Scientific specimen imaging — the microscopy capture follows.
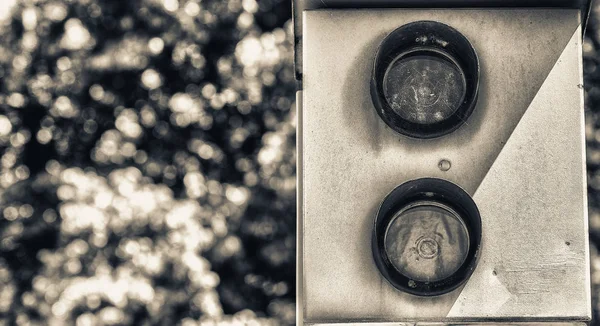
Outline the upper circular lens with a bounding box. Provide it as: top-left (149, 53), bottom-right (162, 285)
top-left (384, 201), bottom-right (470, 283)
top-left (370, 21), bottom-right (479, 139)
top-left (383, 50), bottom-right (466, 125)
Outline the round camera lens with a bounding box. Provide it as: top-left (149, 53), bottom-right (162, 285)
top-left (371, 21), bottom-right (479, 138)
top-left (383, 50), bottom-right (466, 125)
top-left (373, 178), bottom-right (481, 295)
top-left (384, 201), bottom-right (470, 282)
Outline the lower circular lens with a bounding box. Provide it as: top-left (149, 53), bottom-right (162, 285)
top-left (384, 201), bottom-right (469, 283)
top-left (383, 49), bottom-right (466, 125)
top-left (373, 178), bottom-right (481, 295)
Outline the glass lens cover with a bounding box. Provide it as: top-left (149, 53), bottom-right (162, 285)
top-left (383, 50), bottom-right (466, 125)
top-left (384, 201), bottom-right (470, 282)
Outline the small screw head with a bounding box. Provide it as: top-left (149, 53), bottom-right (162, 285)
top-left (438, 159), bottom-right (451, 171)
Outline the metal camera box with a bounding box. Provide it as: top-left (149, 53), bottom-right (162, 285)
top-left (296, 1), bottom-right (592, 325)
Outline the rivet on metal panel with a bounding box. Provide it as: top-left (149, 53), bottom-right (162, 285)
top-left (438, 159), bottom-right (452, 171)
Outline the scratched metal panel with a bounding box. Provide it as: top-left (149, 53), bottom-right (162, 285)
top-left (299, 9), bottom-right (588, 324)
top-left (448, 25), bottom-right (590, 318)
top-left (292, 1), bottom-right (593, 82)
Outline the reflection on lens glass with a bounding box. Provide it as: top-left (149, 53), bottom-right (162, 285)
top-left (383, 50), bottom-right (466, 125)
top-left (384, 201), bottom-right (469, 282)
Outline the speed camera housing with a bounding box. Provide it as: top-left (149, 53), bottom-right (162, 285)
top-left (296, 1), bottom-right (591, 325)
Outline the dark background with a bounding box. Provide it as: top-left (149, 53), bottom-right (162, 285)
top-left (0, 0), bottom-right (599, 325)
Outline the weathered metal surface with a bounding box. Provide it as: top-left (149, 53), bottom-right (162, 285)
top-left (298, 8), bottom-right (589, 324)
top-left (292, 0), bottom-right (594, 83)
top-left (448, 25), bottom-right (590, 318)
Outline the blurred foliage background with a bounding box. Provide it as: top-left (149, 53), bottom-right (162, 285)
top-left (1, 0), bottom-right (600, 325)
top-left (0, 0), bottom-right (295, 325)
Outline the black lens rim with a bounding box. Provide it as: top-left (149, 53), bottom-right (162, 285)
top-left (372, 178), bottom-right (482, 296)
top-left (371, 21), bottom-right (479, 139)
